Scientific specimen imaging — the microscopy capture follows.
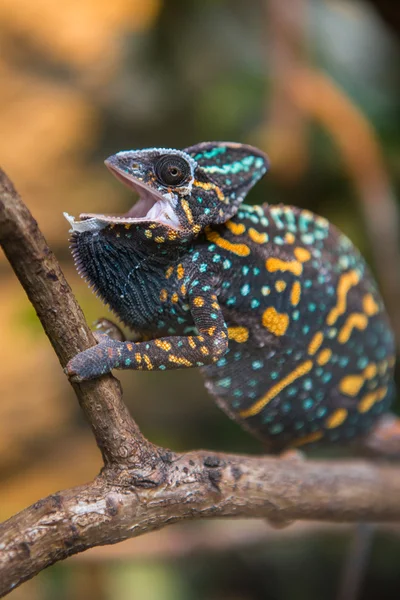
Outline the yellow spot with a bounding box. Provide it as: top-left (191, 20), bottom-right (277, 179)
top-left (275, 280), bottom-right (287, 293)
top-left (149, 223), bottom-right (157, 229)
top-left (126, 343), bottom-right (133, 352)
top-left (206, 229), bottom-right (251, 257)
top-left (240, 360), bottom-right (313, 418)
top-left (171, 293), bottom-right (179, 303)
top-left (317, 348), bottom-right (332, 366)
top-left (291, 431), bottom-right (323, 447)
top-left (228, 326), bottom-right (249, 343)
top-left (188, 337), bottom-right (196, 349)
top-left (265, 257), bottom-right (303, 276)
top-left (364, 363), bottom-right (377, 379)
top-left (144, 229), bottom-right (152, 238)
top-left (339, 375), bottom-right (364, 397)
top-left (262, 307), bottom-right (289, 336)
top-left (124, 223), bottom-right (131, 229)
top-left (135, 353), bottom-right (142, 364)
top-left (181, 284), bottom-right (187, 295)
top-left (155, 340), bottom-right (172, 352)
top-left (143, 354), bottom-right (153, 370)
top-left (168, 230), bottom-right (178, 240)
top-left (294, 247), bottom-right (311, 262)
top-left (208, 327), bottom-right (216, 336)
top-left (248, 228), bottom-right (268, 244)
top-left (308, 332), bottom-right (323, 356)
top-left (193, 297), bottom-right (205, 308)
top-left (290, 281), bottom-right (301, 306)
top-left (338, 313), bottom-right (368, 343)
top-left (211, 302), bottom-right (219, 310)
top-left (194, 180), bottom-right (225, 202)
top-left (193, 224), bottom-right (201, 234)
top-left (165, 266), bottom-right (174, 279)
top-left (181, 199), bottom-right (193, 224)
top-left (154, 236), bottom-right (165, 243)
top-left (363, 293), bottom-right (379, 316)
top-left (358, 387), bottom-right (387, 413)
top-left (200, 346), bottom-right (209, 356)
top-left (160, 289), bottom-right (168, 302)
top-left (169, 355), bottom-right (192, 367)
top-left (285, 232), bottom-right (295, 244)
top-left (176, 264), bottom-right (185, 279)
top-left (226, 220), bottom-right (246, 235)
top-left (327, 270), bottom-right (360, 325)
top-left (326, 408), bottom-right (348, 429)
top-left (198, 336), bottom-right (205, 342)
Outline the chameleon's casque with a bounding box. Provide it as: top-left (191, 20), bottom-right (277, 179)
top-left (65, 142), bottom-right (395, 452)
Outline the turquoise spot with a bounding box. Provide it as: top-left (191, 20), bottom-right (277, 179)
top-left (316, 406), bottom-right (327, 418)
top-left (269, 423), bottom-right (284, 435)
top-left (303, 399), bottom-right (314, 410)
top-left (250, 298), bottom-right (260, 309)
top-left (242, 266), bottom-right (250, 275)
top-left (357, 357), bottom-right (369, 369)
top-left (292, 310), bottom-right (300, 320)
top-left (222, 281), bottom-right (231, 289)
top-left (248, 379), bottom-right (257, 387)
top-left (294, 421), bottom-right (305, 430)
top-left (274, 236), bottom-right (284, 245)
top-left (202, 285), bottom-right (211, 291)
top-left (212, 254), bottom-right (221, 262)
top-left (253, 267), bottom-right (260, 275)
top-left (217, 357), bottom-right (227, 367)
top-left (338, 356), bottom-right (349, 368)
top-left (226, 297), bottom-right (236, 306)
top-left (192, 251), bottom-right (200, 261)
top-left (234, 389), bottom-right (243, 398)
top-left (308, 303), bottom-right (316, 312)
top-left (271, 371), bottom-right (278, 380)
top-left (287, 386), bottom-right (298, 397)
top-left (210, 313), bottom-right (218, 320)
top-left (282, 402), bottom-right (291, 413)
top-left (304, 280), bottom-right (313, 288)
top-left (200, 263), bottom-right (208, 273)
top-left (303, 379), bottom-right (313, 391)
top-left (204, 208), bottom-right (211, 215)
top-left (252, 360), bottom-right (263, 370)
top-left (218, 377), bottom-right (232, 388)
top-left (322, 372), bottom-right (332, 383)
top-left (223, 259), bottom-right (232, 269)
top-left (302, 325), bottom-right (310, 334)
top-left (125, 358), bottom-right (131, 366)
top-left (241, 284), bottom-right (250, 296)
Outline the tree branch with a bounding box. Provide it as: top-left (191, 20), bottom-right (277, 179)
top-left (1, 168), bottom-right (400, 597)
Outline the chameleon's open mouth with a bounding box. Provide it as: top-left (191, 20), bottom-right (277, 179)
top-left (64, 160), bottom-right (181, 234)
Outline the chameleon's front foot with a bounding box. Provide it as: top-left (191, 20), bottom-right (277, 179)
top-left (65, 336), bottom-right (125, 382)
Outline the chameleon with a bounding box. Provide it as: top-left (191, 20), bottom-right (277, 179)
top-left (64, 141), bottom-right (396, 453)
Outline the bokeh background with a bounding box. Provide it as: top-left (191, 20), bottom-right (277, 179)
top-left (1, 0), bottom-right (400, 598)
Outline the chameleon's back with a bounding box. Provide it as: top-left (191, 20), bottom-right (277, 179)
top-left (202, 203), bottom-right (395, 452)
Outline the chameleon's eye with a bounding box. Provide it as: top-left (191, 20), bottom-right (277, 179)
top-left (155, 155), bottom-right (190, 186)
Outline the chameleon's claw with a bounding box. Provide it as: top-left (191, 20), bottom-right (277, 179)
top-left (65, 337), bottom-right (124, 382)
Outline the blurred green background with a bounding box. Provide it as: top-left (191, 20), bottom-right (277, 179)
top-left (1, 0), bottom-right (400, 598)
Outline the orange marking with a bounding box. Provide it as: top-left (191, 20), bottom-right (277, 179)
top-left (240, 360), bottom-right (313, 418)
top-left (327, 270), bottom-right (360, 325)
top-left (135, 353), bottom-right (142, 364)
top-left (363, 293), bottom-right (379, 316)
top-left (285, 232), bottom-right (295, 244)
top-left (193, 297), bottom-right (204, 308)
top-left (181, 284), bottom-right (187, 295)
top-left (206, 229), bottom-right (250, 257)
top-left (200, 346), bottom-right (209, 356)
top-left (290, 281), bottom-right (301, 306)
top-left (208, 327), bottom-right (216, 336)
top-left (326, 408), bottom-right (348, 429)
top-left (358, 387), bottom-right (387, 413)
top-left (294, 247), bottom-right (311, 262)
top-left (167, 230), bottom-right (178, 240)
top-left (124, 223), bottom-right (131, 229)
top-left (171, 293), bottom-right (179, 303)
top-left (181, 199), bottom-right (193, 224)
top-left (339, 375), bottom-right (364, 397)
top-left (262, 307), bottom-right (289, 336)
top-left (228, 326), bottom-right (249, 343)
top-left (193, 224), bottom-right (201, 234)
top-left (154, 236), bottom-right (165, 243)
top-left (143, 354), bottom-right (153, 369)
top-left (160, 289), bottom-right (168, 302)
top-left (126, 343), bottom-right (134, 351)
top-left (188, 337), bottom-right (196, 349)
top-left (169, 354), bottom-right (192, 367)
top-left (194, 180), bottom-right (225, 202)
top-left (155, 340), bottom-right (172, 352)
top-left (275, 280), bottom-right (286, 293)
top-left (364, 363), bottom-right (377, 379)
top-left (144, 229), bottom-right (152, 239)
top-left (308, 332), bottom-right (323, 356)
top-left (265, 257), bottom-right (303, 276)
top-left (177, 264), bottom-right (185, 280)
top-left (165, 266), bottom-right (174, 279)
top-left (317, 348), bottom-right (332, 366)
top-left (211, 302), bottom-right (219, 310)
top-left (338, 313), bottom-right (368, 343)
top-left (291, 431), bottom-right (323, 448)
top-left (248, 228), bottom-right (268, 244)
top-left (226, 220), bottom-right (246, 235)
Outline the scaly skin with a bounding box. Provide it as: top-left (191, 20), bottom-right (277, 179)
top-left (65, 142), bottom-right (395, 452)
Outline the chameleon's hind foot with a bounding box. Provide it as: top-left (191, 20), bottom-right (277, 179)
top-left (94, 318), bottom-right (126, 341)
top-left (361, 413), bottom-right (400, 457)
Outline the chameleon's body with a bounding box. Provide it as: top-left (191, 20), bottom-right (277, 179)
top-left (66, 142), bottom-right (395, 452)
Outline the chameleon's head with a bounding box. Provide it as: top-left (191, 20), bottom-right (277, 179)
top-left (65, 142), bottom-right (268, 241)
